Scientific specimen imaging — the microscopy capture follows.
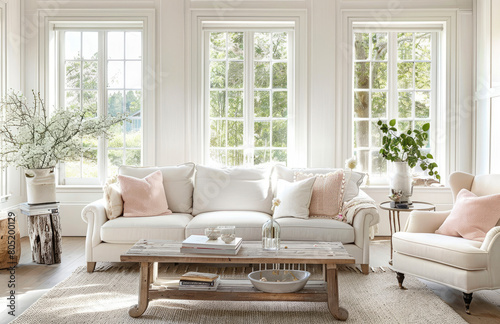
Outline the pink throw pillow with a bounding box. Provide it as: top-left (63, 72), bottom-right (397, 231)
top-left (118, 170), bottom-right (172, 217)
top-left (435, 189), bottom-right (500, 241)
top-left (295, 170), bottom-right (345, 219)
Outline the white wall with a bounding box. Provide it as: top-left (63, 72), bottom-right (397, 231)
top-left (7, 0), bottom-right (476, 237)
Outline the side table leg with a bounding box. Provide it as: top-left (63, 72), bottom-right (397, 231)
top-left (326, 264), bottom-right (349, 321)
top-left (129, 262), bottom-right (151, 317)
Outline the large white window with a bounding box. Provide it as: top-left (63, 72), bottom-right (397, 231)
top-left (55, 27), bottom-right (143, 184)
top-left (204, 27), bottom-right (292, 166)
top-left (352, 30), bottom-right (438, 183)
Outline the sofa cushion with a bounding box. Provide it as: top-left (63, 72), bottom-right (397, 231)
top-left (273, 165), bottom-right (364, 202)
top-left (192, 165), bottom-right (273, 215)
top-left (276, 218), bottom-right (354, 243)
top-left (186, 211), bottom-right (271, 240)
top-left (101, 213), bottom-right (192, 244)
top-left (393, 232), bottom-right (487, 270)
top-left (274, 178), bottom-right (315, 219)
top-left (119, 163), bottom-right (195, 214)
top-left (103, 182), bottom-right (123, 220)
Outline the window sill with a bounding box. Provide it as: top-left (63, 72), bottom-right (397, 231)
top-left (56, 185), bottom-right (103, 194)
top-left (361, 185), bottom-right (450, 191)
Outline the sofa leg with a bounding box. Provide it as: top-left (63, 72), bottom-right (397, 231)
top-left (396, 272), bottom-right (406, 290)
top-left (360, 264), bottom-right (369, 275)
top-left (463, 292), bottom-right (473, 314)
top-left (87, 262), bottom-right (96, 273)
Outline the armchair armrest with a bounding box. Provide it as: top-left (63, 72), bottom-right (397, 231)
top-left (81, 199), bottom-right (108, 260)
top-left (480, 226), bottom-right (500, 251)
top-left (403, 210), bottom-right (451, 233)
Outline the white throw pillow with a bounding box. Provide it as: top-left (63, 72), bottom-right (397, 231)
top-left (273, 177), bottom-right (316, 219)
top-left (193, 165), bottom-right (273, 215)
top-left (103, 182), bottom-right (123, 220)
top-left (119, 163), bottom-right (195, 213)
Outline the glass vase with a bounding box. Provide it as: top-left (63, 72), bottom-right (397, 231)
top-left (262, 218), bottom-right (281, 251)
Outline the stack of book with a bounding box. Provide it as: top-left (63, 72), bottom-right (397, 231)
top-left (20, 203), bottom-right (59, 216)
top-left (179, 271), bottom-right (220, 291)
top-left (180, 235), bottom-right (243, 255)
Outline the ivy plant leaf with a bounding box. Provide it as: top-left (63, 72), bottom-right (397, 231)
top-left (389, 119), bottom-right (396, 127)
top-left (426, 153), bottom-right (433, 159)
top-left (422, 123), bottom-right (430, 132)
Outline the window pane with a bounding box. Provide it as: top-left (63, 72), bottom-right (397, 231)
top-left (83, 61), bottom-right (98, 89)
top-left (65, 32), bottom-right (81, 60)
top-left (108, 32), bottom-right (124, 59)
top-left (415, 120), bottom-right (431, 148)
top-left (125, 61), bottom-right (142, 89)
top-left (272, 32), bottom-right (287, 60)
top-left (210, 149), bottom-right (226, 165)
top-left (371, 62), bottom-right (387, 89)
top-left (83, 91), bottom-right (97, 117)
top-left (354, 91), bottom-right (369, 118)
top-left (65, 61), bottom-right (81, 88)
top-left (254, 121), bottom-right (270, 147)
top-left (397, 62), bottom-right (414, 89)
top-left (65, 90), bottom-right (80, 110)
top-left (125, 149), bottom-right (141, 166)
top-left (415, 92), bottom-right (430, 118)
top-left (108, 122), bottom-right (124, 148)
top-left (254, 91), bottom-right (270, 117)
top-left (371, 120), bottom-right (385, 147)
top-left (125, 32), bottom-right (142, 59)
top-left (354, 33), bottom-right (369, 60)
top-left (398, 92), bottom-right (413, 118)
top-left (227, 61), bottom-right (244, 89)
top-left (228, 91), bottom-right (243, 117)
top-left (107, 149), bottom-right (124, 176)
top-left (398, 120), bottom-right (412, 134)
top-left (371, 150), bottom-right (387, 175)
top-left (254, 149), bottom-right (270, 165)
top-left (108, 90), bottom-right (124, 116)
top-left (272, 120), bottom-right (287, 147)
top-left (210, 62), bottom-right (226, 88)
top-left (108, 61), bottom-right (124, 88)
top-left (398, 32), bottom-right (413, 60)
top-left (371, 92), bottom-right (386, 118)
top-left (355, 150), bottom-right (369, 173)
top-left (272, 149), bottom-right (287, 163)
top-left (82, 32), bottom-right (98, 59)
top-left (227, 120), bottom-right (243, 147)
top-left (65, 161), bottom-right (81, 179)
top-left (272, 63), bottom-right (287, 88)
top-left (254, 62), bottom-right (270, 88)
top-left (126, 90), bottom-right (142, 115)
top-left (82, 153), bottom-right (98, 178)
top-left (210, 32), bottom-right (226, 59)
top-left (228, 32), bottom-right (243, 60)
top-left (371, 33), bottom-right (388, 60)
top-left (415, 32), bottom-right (431, 61)
top-left (272, 91), bottom-right (287, 117)
top-left (254, 32), bottom-right (270, 60)
top-left (210, 120), bottom-right (226, 147)
top-left (227, 149), bottom-right (244, 166)
top-left (125, 120), bottom-right (141, 147)
top-left (210, 91), bottom-right (225, 117)
top-left (354, 121), bottom-right (369, 148)
top-left (415, 62), bottom-right (431, 89)
top-left (354, 62), bottom-right (369, 89)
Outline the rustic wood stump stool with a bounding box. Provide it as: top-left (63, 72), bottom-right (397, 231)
top-left (0, 212), bottom-right (21, 269)
top-left (22, 204), bottom-right (62, 265)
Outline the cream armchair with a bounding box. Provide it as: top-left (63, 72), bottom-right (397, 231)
top-left (392, 172), bottom-right (500, 314)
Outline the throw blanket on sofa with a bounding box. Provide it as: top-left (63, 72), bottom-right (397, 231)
top-left (341, 196), bottom-right (379, 239)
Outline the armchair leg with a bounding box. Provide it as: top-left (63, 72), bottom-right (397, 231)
top-left (463, 292), bottom-right (473, 315)
top-left (87, 262), bottom-right (96, 273)
top-left (396, 272), bottom-right (407, 290)
top-left (360, 264), bottom-right (369, 275)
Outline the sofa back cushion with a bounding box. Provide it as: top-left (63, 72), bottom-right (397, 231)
top-left (272, 165), bottom-right (364, 202)
top-left (193, 165), bottom-right (273, 215)
top-left (118, 163), bottom-right (195, 213)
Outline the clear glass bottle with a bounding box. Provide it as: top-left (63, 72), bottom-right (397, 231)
top-left (262, 218), bottom-right (281, 251)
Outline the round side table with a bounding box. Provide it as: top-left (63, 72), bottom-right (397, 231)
top-left (379, 201), bottom-right (435, 264)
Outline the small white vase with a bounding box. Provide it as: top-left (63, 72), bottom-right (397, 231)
top-left (389, 162), bottom-right (413, 204)
top-left (25, 168), bottom-right (57, 205)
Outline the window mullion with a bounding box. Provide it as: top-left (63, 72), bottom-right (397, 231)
top-left (388, 32), bottom-right (398, 120)
top-left (99, 31), bottom-right (107, 182)
top-left (244, 32), bottom-right (254, 165)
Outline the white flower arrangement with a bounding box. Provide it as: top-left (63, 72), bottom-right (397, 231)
top-left (345, 157), bottom-right (357, 170)
top-left (271, 198), bottom-right (281, 213)
top-left (0, 90), bottom-right (126, 169)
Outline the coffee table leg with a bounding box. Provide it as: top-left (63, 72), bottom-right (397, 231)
top-left (129, 262), bottom-right (151, 317)
top-left (326, 264), bottom-right (348, 321)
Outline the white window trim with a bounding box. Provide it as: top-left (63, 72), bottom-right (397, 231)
top-left (187, 9), bottom-right (307, 167)
top-left (337, 9), bottom-right (463, 186)
top-left (39, 9), bottom-right (155, 185)
top-left (0, 3), bottom-right (7, 202)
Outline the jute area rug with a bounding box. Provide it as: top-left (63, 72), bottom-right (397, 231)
top-left (12, 263), bottom-right (466, 324)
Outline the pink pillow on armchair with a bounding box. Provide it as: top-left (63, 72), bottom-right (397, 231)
top-left (118, 170), bottom-right (172, 217)
top-left (435, 189), bottom-right (500, 241)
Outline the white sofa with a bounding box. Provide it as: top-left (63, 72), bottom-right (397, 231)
top-left (82, 163), bottom-right (380, 274)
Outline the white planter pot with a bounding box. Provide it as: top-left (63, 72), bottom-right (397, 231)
top-left (389, 162), bottom-right (413, 204)
top-left (25, 168), bottom-right (57, 205)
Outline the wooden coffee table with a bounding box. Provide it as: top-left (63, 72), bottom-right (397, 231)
top-left (120, 239), bottom-right (355, 321)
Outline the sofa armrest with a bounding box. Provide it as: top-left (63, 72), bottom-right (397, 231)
top-left (81, 199), bottom-right (108, 260)
top-left (480, 226), bottom-right (500, 251)
top-left (403, 210), bottom-right (451, 233)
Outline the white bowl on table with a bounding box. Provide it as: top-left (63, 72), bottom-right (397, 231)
top-left (248, 270), bottom-right (311, 293)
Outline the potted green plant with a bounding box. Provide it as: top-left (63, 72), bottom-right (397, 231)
top-left (0, 90), bottom-right (126, 204)
top-left (377, 119), bottom-right (440, 204)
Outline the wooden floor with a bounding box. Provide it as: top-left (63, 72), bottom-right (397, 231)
top-left (1, 237), bottom-right (499, 324)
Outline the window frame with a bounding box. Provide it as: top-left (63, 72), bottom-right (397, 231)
top-left (41, 10), bottom-right (156, 186)
top-left (351, 29), bottom-right (440, 184)
top-left (202, 27), bottom-right (294, 166)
